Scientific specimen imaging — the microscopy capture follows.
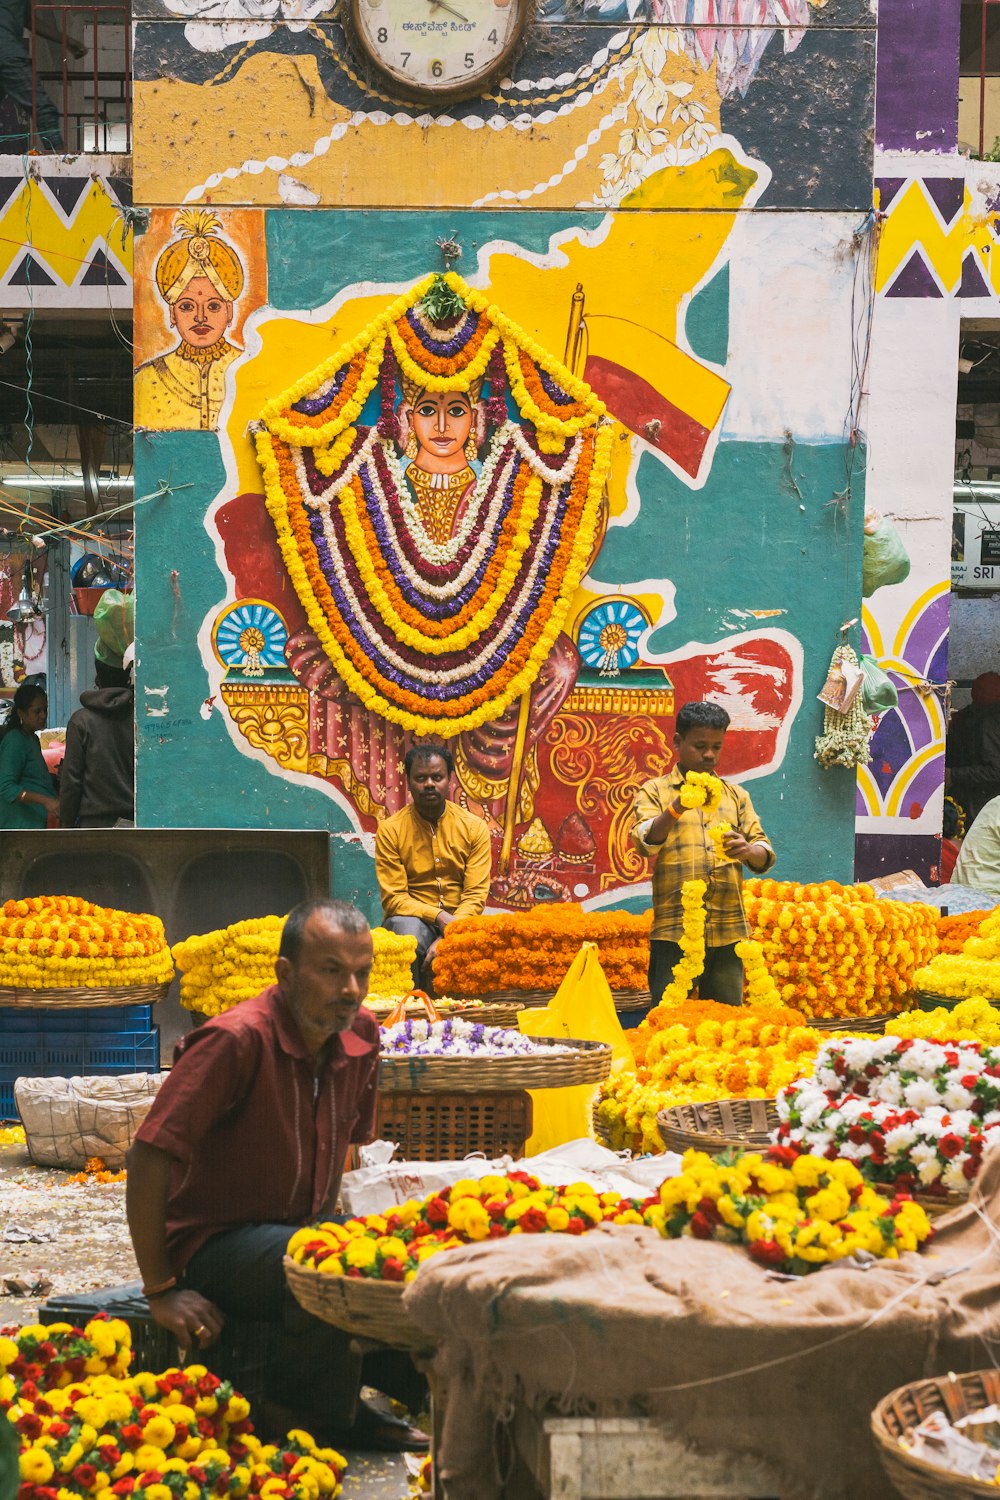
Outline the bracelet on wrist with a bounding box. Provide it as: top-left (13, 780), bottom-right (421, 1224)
top-left (667, 803), bottom-right (682, 821)
top-left (142, 1276), bottom-right (178, 1300)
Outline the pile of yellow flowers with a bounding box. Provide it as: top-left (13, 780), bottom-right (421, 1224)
top-left (173, 918), bottom-right (416, 1016)
top-left (886, 994), bottom-right (1000, 1045)
top-left (0, 897), bottom-right (173, 991)
top-left (913, 908), bottom-right (1000, 1001)
top-left (743, 879), bottom-right (938, 1019)
top-left (595, 998), bottom-right (821, 1153)
top-left (653, 1148), bottom-right (932, 1269)
top-left (1, 1318), bottom-right (346, 1500)
top-left (656, 879), bottom-right (707, 1007)
top-left (287, 1154), bottom-right (932, 1279)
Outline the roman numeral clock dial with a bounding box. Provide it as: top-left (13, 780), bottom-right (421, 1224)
top-left (350, 0), bottom-right (531, 103)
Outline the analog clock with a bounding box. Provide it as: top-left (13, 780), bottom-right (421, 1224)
top-left (349, 0), bottom-right (531, 102)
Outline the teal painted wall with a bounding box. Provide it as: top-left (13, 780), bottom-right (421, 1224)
top-left (135, 205), bottom-right (864, 902)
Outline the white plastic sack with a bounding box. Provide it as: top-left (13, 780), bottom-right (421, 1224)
top-left (15, 1073), bottom-right (168, 1169)
top-left (340, 1137), bottom-right (681, 1216)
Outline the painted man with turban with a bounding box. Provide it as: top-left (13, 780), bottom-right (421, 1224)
top-left (135, 209), bottom-right (245, 431)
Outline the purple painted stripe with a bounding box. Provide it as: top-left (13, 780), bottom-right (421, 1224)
top-left (876, 0), bottom-right (958, 153)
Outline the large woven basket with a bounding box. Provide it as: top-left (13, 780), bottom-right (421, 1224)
top-left (872, 1369), bottom-right (1000, 1500)
top-left (806, 1012), bottom-right (894, 1033)
top-left (450, 1002), bottom-right (524, 1028)
top-left (378, 1036), bottom-right (611, 1093)
top-left (0, 981), bottom-right (171, 1010)
top-left (915, 991), bottom-right (1000, 1013)
top-left (477, 988), bottom-right (557, 1008)
top-left (283, 1257), bottom-right (430, 1351)
top-left (911, 1188), bottom-right (968, 1220)
top-left (612, 988), bottom-right (651, 1013)
top-left (658, 1097), bottom-right (778, 1156)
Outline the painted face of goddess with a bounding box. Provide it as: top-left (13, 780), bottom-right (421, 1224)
top-left (408, 390), bottom-right (475, 473)
top-left (170, 275), bottom-right (233, 348)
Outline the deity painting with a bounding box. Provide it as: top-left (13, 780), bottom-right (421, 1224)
top-left (135, 209), bottom-right (253, 432)
top-left (249, 272), bottom-right (614, 863)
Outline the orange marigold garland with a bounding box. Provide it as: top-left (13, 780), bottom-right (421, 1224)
top-left (0, 897), bottom-right (173, 990)
top-left (253, 271), bottom-right (613, 738)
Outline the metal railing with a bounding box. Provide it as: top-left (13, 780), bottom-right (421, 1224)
top-left (26, 3), bottom-right (131, 154)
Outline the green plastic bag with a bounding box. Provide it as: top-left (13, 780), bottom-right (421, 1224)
top-left (93, 590), bottom-right (135, 669)
top-left (860, 655), bottom-right (898, 714)
top-left (862, 518), bottom-right (910, 597)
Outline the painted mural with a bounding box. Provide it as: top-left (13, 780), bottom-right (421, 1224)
top-left (126, 172), bottom-right (871, 905)
top-left (131, 0), bottom-right (873, 209)
top-left (876, 169), bottom-right (1000, 301)
top-left (0, 162), bottom-right (132, 310)
top-left (135, 208), bottom-right (266, 430)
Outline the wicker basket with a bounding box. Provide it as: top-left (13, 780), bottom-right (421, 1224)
top-left (477, 988), bottom-right (557, 1008)
top-left (376, 1090), bottom-right (533, 1161)
top-left (378, 1036), bottom-right (612, 1093)
top-left (911, 1189), bottom-right (968, 1220)
top-left (872, 1369), bottom-right (1000, 1500)
top-left (806, 1012), bottom-right (893, 1033)
top-left (657, 1097), bottom-right (778, 1156)
top-left (284, 1256), bottom-right (430, 1351)
top-left (915, 991), bottom-right (1000, 1013)
top-left (449, 1002), bottom-right (525, 1028)
top-left (0, 981), bottom-right (171, 1010)
top-left (612, 988), bottom-right (651, 1013)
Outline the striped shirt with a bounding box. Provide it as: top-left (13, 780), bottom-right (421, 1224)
top-left (632, 768), bottom-right (775, 944)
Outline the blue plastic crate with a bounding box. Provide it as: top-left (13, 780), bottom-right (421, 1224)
top-left (0, 1004), bottom-right (153, 1033)
top-left (0, 1029), bottom-right (159, 1074)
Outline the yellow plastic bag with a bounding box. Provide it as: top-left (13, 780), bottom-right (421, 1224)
top-left (518, 941), bottom-right (635, 1154)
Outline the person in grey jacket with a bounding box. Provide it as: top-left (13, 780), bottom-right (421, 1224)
top-left (59, 657), bottom-right (134, 827)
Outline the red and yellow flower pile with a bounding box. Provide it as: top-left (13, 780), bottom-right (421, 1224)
top-left (595, 999), bottom-right (821, 1153)
top-left (431, 905), bottom-right (651, 994)
top-left (0, 899), bottom-right (173, 991)
top-left (1, 1318), bottom-right (346, 1500)
top-left (742, 880), bottom-right (938, 1019)
top-left (913, 908), bottom-right (1000, 1001)
top-left (287, 1154), bottom-right (932, 1279)
top-left (173, 919), bottom-right (415, 1017)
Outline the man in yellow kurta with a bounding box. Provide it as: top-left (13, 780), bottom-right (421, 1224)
top-left (135, 209), bottom-right (244, 432)
top-left (632, 700), bottom-right (775, 1006)
top-left (375, 744), bottom-right (493, 988)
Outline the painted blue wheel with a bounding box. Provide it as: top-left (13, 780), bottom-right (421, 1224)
top-left (577, 599), bottom-right (646, 674)
top-left (212, 600), bottom-right (288, 669)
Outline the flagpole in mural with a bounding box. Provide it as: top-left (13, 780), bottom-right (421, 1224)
top-left (499, 282), bottom-right (588, 876)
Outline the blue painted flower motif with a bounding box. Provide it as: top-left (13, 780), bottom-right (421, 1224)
top-left (213, 600), bottom-right (288, 674)
top-left (577, 600), bottom-right (646, 676)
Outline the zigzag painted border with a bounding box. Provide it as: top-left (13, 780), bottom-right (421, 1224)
top-left (876, 174), bottom-right (1000, 300)
top-left (0, 169), bottom-right (132, 308)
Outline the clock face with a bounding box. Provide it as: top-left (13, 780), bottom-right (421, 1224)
top-left (350, 0), bottom-right (527, 101)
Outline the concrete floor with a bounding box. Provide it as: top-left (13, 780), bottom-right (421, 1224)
top-left (0, 1143), bottom-right (415, 1498)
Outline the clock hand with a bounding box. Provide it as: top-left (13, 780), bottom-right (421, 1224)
top-left (428, 0), bottom-right (471, 19)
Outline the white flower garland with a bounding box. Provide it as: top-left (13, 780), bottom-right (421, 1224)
top-left (316, 475), bottom-right (564, 686)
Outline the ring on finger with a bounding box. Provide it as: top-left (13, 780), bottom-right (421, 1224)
top-left (194, 1324), bottom-right (207, 1338)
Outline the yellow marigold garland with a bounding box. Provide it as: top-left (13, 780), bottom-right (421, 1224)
top-left (913, 907), bottom-right (1000, 999)
top-left (677, 772), bottom-right (723, 811)
top-left (885, 994), bottom-right (1000, 1045)
top-left (172, 918), bottom-right (415, 1017)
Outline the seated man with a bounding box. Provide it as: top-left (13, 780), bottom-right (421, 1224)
top-left (126, 898), bottom-right (426, 1450)
top-left (375, 744), bottom-right (492, 988)
top-left (953, 794), bottom-right (1000, 899)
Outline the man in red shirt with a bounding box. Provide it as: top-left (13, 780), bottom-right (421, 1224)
top-left (126, 898), bottom-right (426, 1450)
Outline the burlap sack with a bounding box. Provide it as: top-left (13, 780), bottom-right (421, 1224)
top-left (15, 1073), bottom-right (167, 1169)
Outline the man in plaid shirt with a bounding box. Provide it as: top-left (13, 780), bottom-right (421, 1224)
top-left (632, 700), bottom-right (775, 1006)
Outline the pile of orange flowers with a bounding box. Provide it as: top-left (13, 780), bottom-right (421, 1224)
top-left (0, 897), bottom-right (174, 991)
top-left (65, 1155), bottom-right (127, 1185)
top-left (433, 905), bottom-right (651, 993)
top-left (936, 909), bottom-right (994, 954)
top-left (742, 880), bottom-right (938, 1019)
top-left (596, 998), bottom-right (821, 1152)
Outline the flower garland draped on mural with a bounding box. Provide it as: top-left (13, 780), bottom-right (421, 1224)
top-left (253, 271), bottom-right (614, 738)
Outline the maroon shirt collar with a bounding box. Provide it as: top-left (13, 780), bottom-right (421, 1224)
top-left (267, 985), bottom-right (378, 1062)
